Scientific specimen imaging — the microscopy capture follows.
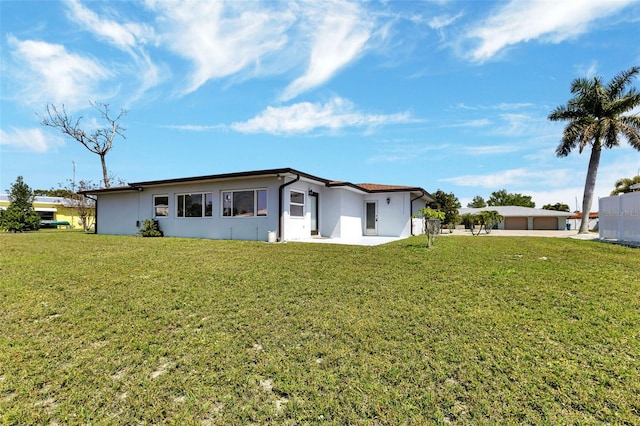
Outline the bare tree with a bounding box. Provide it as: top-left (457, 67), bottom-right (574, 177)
top-left (39, 102), bottom-right (127, 188)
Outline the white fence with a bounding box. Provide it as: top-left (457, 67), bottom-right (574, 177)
top-left (599, 191), bottom-right (640, 243)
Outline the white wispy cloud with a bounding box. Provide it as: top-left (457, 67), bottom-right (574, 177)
top-left (575, 61), bottom-right (599, 79)
top-left (65, 0), bottom-right (161, 102)
top-left (280, 1), bottom-right (373, 101)
top-left (6, 35), bottom-right (111, 107)
top-left (440, 167), bottom-right (572, 188)
top-left (0, 128), bottom-right (64, 153)
top-left (428, 12), bottom-right (463, 31)
top-left (462, 145), bottom-right (522, 155)
top-left (231, 97), bottom-right (414, 135)
top-left (65, 0), bottom-right (156, 50)
top-left (367, 142), bottom-right (449, 163)
top-left (160, 124), bottom-right (226, 132)
top-left (463, 0), bottom-right (634, 62)
top-left (444, 118), bottom-right (491, 128)
top-left (148, 0), bottom-right (294, 95)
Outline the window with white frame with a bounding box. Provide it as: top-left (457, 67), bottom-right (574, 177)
top-left (153, 195), bottom-right (169, 217)
top-left (222, 189), bottom-right (267, 217)
top-left (290, 190), bottom-right (304, 217)
top-left (176, 192), bottom-right (212, 218)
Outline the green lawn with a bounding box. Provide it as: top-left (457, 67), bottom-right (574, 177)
top-left (1, 231), bottom-right (639, 424)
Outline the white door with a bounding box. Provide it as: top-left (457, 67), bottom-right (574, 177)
top-left (365, 201), bottom-right (377, 235)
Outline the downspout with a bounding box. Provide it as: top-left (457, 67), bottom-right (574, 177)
top-left (278, 174), bottom-right (300, 242)
top-left (410, 191), bottom-right (426, 236)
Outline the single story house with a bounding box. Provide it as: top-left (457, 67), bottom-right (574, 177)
top-left (82, 167), bottom-right (434, 242)
top-left (0, 194), bottom-right (94, 229)
top-left (459, 206), bottom-right (572, 230)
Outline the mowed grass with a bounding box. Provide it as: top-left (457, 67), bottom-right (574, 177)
top-left (1, 231), bottom-right (639, 425)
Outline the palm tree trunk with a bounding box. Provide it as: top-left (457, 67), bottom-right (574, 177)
top-left (579, 142), bottom-right (601, 233)
top-left (100, 154), bottom-right (110, 188)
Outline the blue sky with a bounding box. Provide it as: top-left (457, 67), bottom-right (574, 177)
top-left (1, 0), bottom-right (639, 209)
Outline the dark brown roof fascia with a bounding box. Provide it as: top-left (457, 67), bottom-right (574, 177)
top-left (78, 186), bottom-right (139, 195)
top-left (130, 168), bottom-right (332, 187)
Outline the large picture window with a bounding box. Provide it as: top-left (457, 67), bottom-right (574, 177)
top-left (154, 195), bottom-right (169, 217)
top-left (176, 192), bottom-right (212, 218)
top-left (290, 190), bottom-right (304, 217)
top-left (222, 189), bottom-right (267, 217)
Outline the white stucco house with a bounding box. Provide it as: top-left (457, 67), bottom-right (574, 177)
top-left (82, 168), bottom-right (434, 242)
top-left (459, 206), bottom-right (572, 230)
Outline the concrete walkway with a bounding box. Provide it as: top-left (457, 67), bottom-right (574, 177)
top-left (293, 236), bottom-right (404, 246)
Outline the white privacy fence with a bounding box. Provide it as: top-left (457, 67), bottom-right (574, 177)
top-left (599, 191), bottom-right (640, 243)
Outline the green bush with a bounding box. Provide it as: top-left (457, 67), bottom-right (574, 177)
top-left (138, 219), bottom-right (163, 237)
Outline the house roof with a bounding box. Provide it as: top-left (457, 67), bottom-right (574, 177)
top-left (569, 211), bottom-right (598, 219)
top-left (356, 183), bottom-right (419, 192)
top-left (80, 167), bottom-right (434, 201)
top-left (459, 206), bottom-right (572, 217)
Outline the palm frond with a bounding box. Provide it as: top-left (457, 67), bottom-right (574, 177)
top-left (607, 66), bottom-right (640, 100)
top-left (618, 119), bottom-right (640, 150)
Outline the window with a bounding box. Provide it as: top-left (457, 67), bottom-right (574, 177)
top-left (176, 192), bottom-right (212, 218)
top-left (154, 195), bottom-right (169, 217)
top-left (290, 190), bottom-right (304, 217)
top-left (37, 211), bottom-right (54, 221)
top-left (222, 189), bottom-right (267, 217)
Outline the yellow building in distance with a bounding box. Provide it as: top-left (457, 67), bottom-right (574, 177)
top-left (0, 194), bottom-right (95, 229)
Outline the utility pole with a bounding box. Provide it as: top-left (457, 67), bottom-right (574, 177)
top-left (71, 161), bottom-right (76, 228)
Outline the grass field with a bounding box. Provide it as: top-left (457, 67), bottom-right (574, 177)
top-left (1, 231), bottom-right (639, 424)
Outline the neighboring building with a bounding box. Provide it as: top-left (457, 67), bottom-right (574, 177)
top-left (599, 191), bottom-right (640, 244)
top-left (459, 206), bottom-right (571, 230)
top-left (81, 167), bottom-right (434, 242)
top-left (567, 211), bottom-right (599, 231)
top-left (0, 194), bottom-right (95, 229)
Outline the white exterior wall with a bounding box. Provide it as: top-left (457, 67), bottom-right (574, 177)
top-left (599, 192), bottom-right (640, 242)
top-left (316, 188), bottom-right (362, 239)
top-left (320, 189), bottom-right (343, 238)
top-left (97, 177), bottom-right (280, 241)
top-left (96, 191), bottom-right (142, 235)
top-left (367, 192), bottom-right (413, 237)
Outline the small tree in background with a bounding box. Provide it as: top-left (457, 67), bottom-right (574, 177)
top-left (429, 189), bottom-right (461, 231)
top-left (0, 176), bottom-right (41, 232)
top-left (69, 180), bottom-right (97, 231)
top-left (470, 210), bottom-right (504, 235)
top-left (542, 202), bottom-right (570, 212)
top-left (488, 189), bottom-right (535, 207)
top-left (467, 195), bottom-right (487, 208)
top-left (418, 207), bottom-right (445, 248)
top-left (460, 212), bottom-right (476, 230)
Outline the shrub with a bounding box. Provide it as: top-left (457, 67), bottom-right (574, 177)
top-left (138, 219), bottom-right (163, 237)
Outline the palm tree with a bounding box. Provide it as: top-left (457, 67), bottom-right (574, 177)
top-left (548, 66), bottom-right (640, 233)
top-left (610, 175), bottom-right (640, 195)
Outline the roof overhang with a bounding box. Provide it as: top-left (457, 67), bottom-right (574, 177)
top-left (79, 167), bottom-right (434, 201)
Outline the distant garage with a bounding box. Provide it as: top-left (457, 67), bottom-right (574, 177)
top-left (533, 217), bottom-right (559, 230)
top-left (504, 217), bottom-right (528, 230)
top-left (459, 206), bottom-right (571, 231)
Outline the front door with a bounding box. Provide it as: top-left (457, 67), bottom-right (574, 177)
top-left (309, 191), bottom-right (319, 236)
top-left (365, 201), bottom-right (377, 235)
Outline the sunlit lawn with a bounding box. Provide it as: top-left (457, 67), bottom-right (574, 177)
top-left (1, 231), bottom-right (639, 424)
